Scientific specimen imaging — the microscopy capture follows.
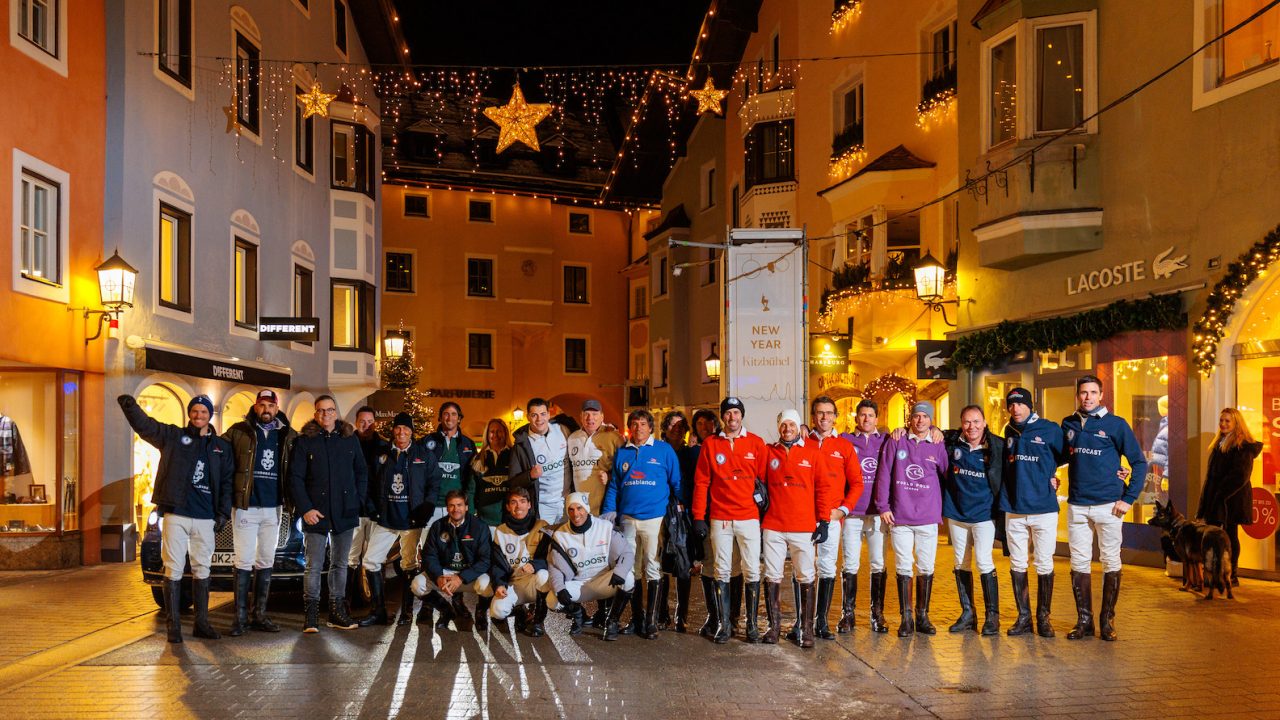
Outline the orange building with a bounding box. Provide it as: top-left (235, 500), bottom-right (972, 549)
top-left (380, 184), bottom-right (650, 436)
top-left (0, 1), bottom-right (107, 567)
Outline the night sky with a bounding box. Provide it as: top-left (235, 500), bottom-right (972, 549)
top-left (391, 1), bottom-right (712, 68)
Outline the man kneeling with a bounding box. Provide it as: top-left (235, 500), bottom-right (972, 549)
top-left (414, 490), bottom-right (492, 631)
top-left (547, 492), bottom-right (636, 640)
top-left (478, 488), bottom-right (552, 636)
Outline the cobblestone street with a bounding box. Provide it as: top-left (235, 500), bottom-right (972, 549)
top-left (2, 558), bottom-right (1278, 719)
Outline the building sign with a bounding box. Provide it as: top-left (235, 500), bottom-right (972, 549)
top-left (144, 347), bottom-right (291, 389)
top-left (726, 229), bottom-right (807, 444)
top-left (1264, 366), bottom-right (1280, 488)
top-left (366, 389), bottom-right (406, 420)
top-left (916, 340), bottom-right (958, 380)
top-left (258, 316), bottom-right (320, 342)
top-left (809, 335), bottom-right (850, 371)
top-left (1066, 246), bottom-right (1188, 296)
top-left (425, 388), bottom-right (496, 399)
top-left (1244, 487), bottom-right (1279, 540)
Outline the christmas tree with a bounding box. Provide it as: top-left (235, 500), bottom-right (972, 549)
top-left (379, 340), bottom-right (436, 440)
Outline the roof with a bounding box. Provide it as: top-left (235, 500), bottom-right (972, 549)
top-left (970, 0), bottom-right (1015, 28)
top-left (818, 145), bottom-right (936, 196)
top-left (348, 0), bottom-right (412, 68)
top-left (643, 205), bottom-right (692, 240)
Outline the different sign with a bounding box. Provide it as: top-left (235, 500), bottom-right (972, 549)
top-left (258, 316), bottom-right (320, 342)
top-left (1066, 246), bottom-right (1188, 296)
top-left (144, 347), bottom-right (291, 389)
top-left (809, 335), bottom-right (850, 371)
top-left (916, 340), bottom-right (958, 380)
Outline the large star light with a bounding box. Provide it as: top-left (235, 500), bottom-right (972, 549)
top-left (299, 82), bottom-right (338, 118)
top-left (690, 78), bottom-right (729, 115)
top-left (483, 83), bottom-right (554, 153)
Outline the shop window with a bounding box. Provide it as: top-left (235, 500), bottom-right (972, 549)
top-left (294, 85), bottom-right (314, 174)
top-left (157, 0), bottom-right (192, 88)
top-left (0, 369), bottom-right (81, 535)
top-left (132, 383), bottom-right (186, 532)
top-left (234, 31), bottom-right (260, 135)
top-left (1107, 356), bottom-right (1175, 526)
top-left (222, 391), bottom-right (255, 427)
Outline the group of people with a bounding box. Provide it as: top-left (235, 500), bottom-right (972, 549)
top-left (121, 373), bottom-right (1162, 647)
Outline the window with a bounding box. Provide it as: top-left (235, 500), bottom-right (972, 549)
top-left (157, 0), bottom-right (191, 87)
top-left (293, 265), bottom-right (313, 345)
top-left (701, 165), bottom-right (717, 209)
top-left (1219, 0), bottom-right (1280, 83)
top-left (468, 198), bottom-right (493, 222)
top-left (745, 120), bottom-right (795, 188)
top-left (988, 34), bottom-right (1017, 147)
top-left (1035, 23), bottom-right (1084, 132)
top-left (653, 253), bottom-right (669, 297)
top-left (404, 194), bottom-right (429, 217)
top-left (294, 85), bottom-right (314, 174)
top-left (702, 248), bottom-right (719, 286)
top-left (731, 184), bottom-right (740, 227)
top-left (0, 369), bottom-right (81, 536)
top-left (19, 171), bottom-right (59, 285)
top-left (234, 31), bottom-right (260, 134)
top-left (468, 332), bottom-right (494, 370)
top-left (16, 0), bottom-right (57, 56)
top-left (563, 265), bottom-right (589, 304)
top-left (886, 213), bottom-right (921, 268)
top-left (568, 211), bottom-right (591, 234)
top-left (385, 251), bottom-right (413, 293)
top-left (632, 284), bottom-right (648, 318)
top-left (330, 280), bottom-right (374, 352)
top-left (333, 0), bottom-right (348, 56)
top-left (931, 21), bottom-right (958, 79)
top-left (771, 32), bottom-right (780, 74)
top-left (653, 344), bottom-right (669, 387)
top-left (233, 238), bottom-right (258, 329)
top-left (833, 82), bottom-right (864, 155)
top-left (331, 121), bottom-right (375, 195)
top-left (467, 258), bottom-right (494, 297)
top-left (565, 337), bottom-right (588, 374)
top-left (158, 203), bottom-right (191, 312)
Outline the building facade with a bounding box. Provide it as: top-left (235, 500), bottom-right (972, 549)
top-left (0, 0), bottom-right (107, 568)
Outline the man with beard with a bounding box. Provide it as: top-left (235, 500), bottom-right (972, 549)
top-left (223, 389), bottom-right (298, 636)
top-left (509, 398), bottom-right (572, 525)
top-left (347, 406), bottom-right (385, 610)
top-left (416, 402), bottom-right (478, 624)
top-left (357, 413), bottom-right (439, 627)
top-left (546, 492), bottom-right (636, 640)
top-left (418, 490), bottom-right (493, 631)
top-left (478, 488), bottom-right (552, 636)
top-left (567, 400), bottom-right (624, 514)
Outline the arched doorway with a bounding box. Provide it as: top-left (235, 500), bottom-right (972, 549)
top-left (288, 392), bottom-right (316, 432)
top-left (132, 382), bottom-right (189, 529)
top-left (221, 389), bottom-right (255, 430)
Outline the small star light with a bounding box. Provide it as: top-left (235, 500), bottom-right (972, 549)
top-left (483, 82), bottom-right (554, 153)
top-left (222, 96), bottom-right (240, 134)
top-left (690, 78), bottom-right (729, 115)
top-left (299, 82), bottom-right (338, 118)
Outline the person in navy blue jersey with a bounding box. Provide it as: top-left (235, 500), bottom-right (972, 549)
top-left (1061, 374), bottom-right (1147, 642)
top-left (942, 405), bottom-right (1004, 636)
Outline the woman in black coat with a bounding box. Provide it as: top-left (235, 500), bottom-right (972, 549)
top-left (1197, 407), bottom-right (1263, 585)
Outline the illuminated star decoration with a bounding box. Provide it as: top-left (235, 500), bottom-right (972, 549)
top-left (689, 78), bottom-right (729, 115)
top-left (482, 82), bottom-right (554, 153)
top-left (222, 96), bottom-right (240, 134)
top-left (299, 82), bottom-right (338, 118)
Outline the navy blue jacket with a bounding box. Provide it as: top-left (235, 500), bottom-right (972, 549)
top-left (369, 442), bottom-right (440, 530)
top-left (1062, 408), bottom-right (1148, 505)
top-left (942, 431), bottom-right (1003, 524)
top-left (118, 395), bottom-right (233, 521)
top-left (289, 420), bottom-right (368, 534)
top-left (423, 514), bottom-right (492, 584)
top-left (1001, 415), bottom-right (1066, 515)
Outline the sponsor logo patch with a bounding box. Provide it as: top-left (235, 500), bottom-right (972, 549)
top-left (905, 464), bottom-right (925, 481)
top-left (896, 449), bottom-right (908, 460)
top-left (769, 458), bottom-right (780, 470)
top-left (715, 453), bottom-right (727, 465)
top-left (954, 449), bottom-right (963, 460)
top-left (861, 458), bottom-right (877, 473)
top-left (181, 436), bottom-right (192, 445)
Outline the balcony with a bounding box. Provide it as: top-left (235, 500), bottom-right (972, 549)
top-left (738, 62), bottom-right (797, 130)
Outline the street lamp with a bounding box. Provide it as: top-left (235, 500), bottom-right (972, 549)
top-left (383, 329), bottom-right (408, 359)
top-left (512, 407), bottom-right (525, 423)
top-left (912, 251), bottom-right (958, 327)
top-left (80, 249), bottom-right (138, 343)
top-left (704, 342), bottom-right (721, 382)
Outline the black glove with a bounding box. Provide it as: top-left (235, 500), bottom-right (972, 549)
top-left (557, 589), bottom-right (574, 606)
top-left (693, 519), bottom-right (709, 540)
top-left (609, 573), bottom-right (626, 587)
top-left (214, 517), bottom-right (228, 534)
top-left (811, 520), bottom-right (829, 545)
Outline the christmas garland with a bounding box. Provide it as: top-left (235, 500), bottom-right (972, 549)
top-left (862, 373), bottom-right (917, 406)
top-left (952, 294), bottom-right (1186, 369)
top-left (1193, 225), bottom-right (1280, 375)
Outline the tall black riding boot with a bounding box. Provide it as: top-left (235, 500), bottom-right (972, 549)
top-left (895, 574), bottom-right (914, 637)
top-left (729, 575), bottom-right (744, 637)
top-left (347, 566), bottom-right (367, 610)
top-left (1099, 571), bottom-right (1121, 642)
top-left (799, 582), bottom-right (817, 648)
top-left (1007, 570), bottom-right (1033, 636)
top-left (358, 570), bottom-right (388, 627)
top-left (164, 580), bottom-right (184, 644)
top-left (979, 571), bottom-right (1000, 636)
top-left (815, 577), bottom-right (836, 640)
top-left (713, 581), bottom-right (732, 644)
top-left (621, 582), bottom-right (644, 635)
top-left (603, 589), bottom-right (632, 641)
top-left (529, 594), bottom-right (548, 637)
top-left (763, 581), bottom-right (782, 644)
top-left (251, 569), bottom-right (281, 632)
top-left (656, 575), bottom-right (672, 630)
top-left (433, 593), bottom-right (456, 631)
top-left (452, 594), bottom-right (474, 632)
top-left (399, 569), bottom-right (418, 626)
top-left (869, 571), bottom-right (889, 633)
top-left (475, 595), bottom-right (491, 632)
top-left (837, 572), bottom-right (857, 633)
top-left (948, 569), bottom-right (976, 633)
top-left (1036, 572), bottom-right (1056, 638)
top-left (914, 574), bottom-right (936, 635)
top-left (744, 581), bottom-right (762, 643)
top-left (229, 569), bottom-right (251, 637)
top-left (699, 576), bottom-right (719, 638)
top-left (641, 579), bottom-right (661, 639)
top-left (193, 578), bottom-right (221, 640)
top-left (674, 576), bottom-right (691, 633)
top-left (1066, 571), bottom-right (1094, 640)
top-left (565, 601), bottom-right (586, 636)
top-left (786, 578), bottom-right (801, 641)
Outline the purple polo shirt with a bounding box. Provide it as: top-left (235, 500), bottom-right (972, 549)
top-left (873, 433), bottom-right (948, 526)
top-left (841, 430), bottom-right (885, 516)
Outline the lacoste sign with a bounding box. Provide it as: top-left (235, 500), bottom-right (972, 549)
top-left (1066, 247), bottom-right (1188, 296)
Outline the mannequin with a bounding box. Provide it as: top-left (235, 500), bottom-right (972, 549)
top-left (0, 413), bottom-right (32, 503)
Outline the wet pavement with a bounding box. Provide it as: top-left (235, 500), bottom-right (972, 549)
top-left (1, 558), bottom-right (1278, 719)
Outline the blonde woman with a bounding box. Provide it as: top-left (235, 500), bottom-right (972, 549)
top-left (1197, 408), bottom-right (1263, 586)
top-left (471, 419), bottom-right (516, 527)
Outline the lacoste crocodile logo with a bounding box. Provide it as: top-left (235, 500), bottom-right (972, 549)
top-left (1152, 247), bottom-right (1188, 279)
top-left (923, 351), bottom-right (946, 369)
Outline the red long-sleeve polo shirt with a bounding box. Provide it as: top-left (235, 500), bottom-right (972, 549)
top-left (808, 430), bottom-right (864, 515)
top-left (693, 430), bottom-right (768, 522)
top-left (761, 440), bottom-right (835, 533)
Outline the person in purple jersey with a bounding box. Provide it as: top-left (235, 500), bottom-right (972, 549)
top-left (836, 399), bottom-right (889, 634)
top-left (875, 401), bottom-right (949, 638)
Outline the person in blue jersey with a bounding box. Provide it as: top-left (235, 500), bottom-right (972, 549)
top-left (1061, 375), bottom-right (1147, 642)
top-left (942, 405), bottom-right (1004, 636)
top-left (602, 409), bottom-right (681, 639)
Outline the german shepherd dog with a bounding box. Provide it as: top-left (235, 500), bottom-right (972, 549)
top-left (1148, 500), bottom-right (1234, 600)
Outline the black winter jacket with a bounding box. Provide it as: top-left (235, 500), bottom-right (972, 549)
top-left (423, 514), bottom-right (492, 584)
top-left (118, 395), bottom-right (233, 521)
top-left (223, 413), bottom-right (299, 511)
top-left (368, 442), bottom-right (441, 529)
top-left (1199, 440), bottom-right (1264, 525)
top-left (288, 420), bottom-right (368, 534)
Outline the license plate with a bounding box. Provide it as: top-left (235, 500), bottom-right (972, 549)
top-left (210, 551), bottom-right (236, 567)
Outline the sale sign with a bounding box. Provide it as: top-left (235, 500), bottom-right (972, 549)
top-left (1264, 367), bottom-right (1280, 487)
top-left (1244, 487), bottom-right (1279, 540)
